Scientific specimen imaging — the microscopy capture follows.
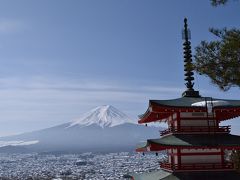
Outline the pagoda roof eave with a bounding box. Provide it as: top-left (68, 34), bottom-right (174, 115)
top-left (138, 97), bottom-right (240, 124)
top-left (136, 134), bottom-right (240, 152)
top-left (128, 169), bottom-right (173, 180)
top-left (150, 97), bottom-right (240, 107)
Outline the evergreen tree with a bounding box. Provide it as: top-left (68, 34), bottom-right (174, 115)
top-left (231, 150), bottom-right (240, 172)
top-left (211, 0), bottom-right (229, 6)
top-left (195, 0), bottom-right (240, 171)
top-left (194, 28), bottom-right (240, 91)
top-left (194, 0), bottom-right (240, 91)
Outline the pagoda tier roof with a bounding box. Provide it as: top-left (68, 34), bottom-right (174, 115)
top-left (128, 170), bottom-right (240, 180)
top-left (139, 97), bottom-right (240, 123)
top-left (151, 97), bottom-right (240, 107)
top-left (136, 134), bottom-right (240, 152)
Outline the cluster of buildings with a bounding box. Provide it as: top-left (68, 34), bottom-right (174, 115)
top-left (0, 152), bottom-right (164, 179)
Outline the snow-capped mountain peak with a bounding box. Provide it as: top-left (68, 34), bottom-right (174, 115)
top-left (68, 105), bottom-right (135, 128)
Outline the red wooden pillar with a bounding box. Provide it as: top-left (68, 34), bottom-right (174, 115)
top-left (171, 148), bottom-right (174, 169)
top-left (221, 148), bottom-right (225, 167)
top-left (177, 148), bottom-right (181, 170)
top-left (177, 112), bottom-right (180, 132)
top-left (171, 114), bottom-right (174, 128)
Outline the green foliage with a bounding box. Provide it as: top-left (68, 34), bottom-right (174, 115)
top-left (207, 0), bottom-right (240, 172)
top-left (211, 0), bottom-right (229, 6)
top-left (231, 150), bottom-right (240, 171)
top-left (194, 28), bottom-right (240, 91)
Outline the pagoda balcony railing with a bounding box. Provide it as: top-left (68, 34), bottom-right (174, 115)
top-left (159, 161), bottom-right (234, 172)
top-left (160, 126), bottom-right (231, 136)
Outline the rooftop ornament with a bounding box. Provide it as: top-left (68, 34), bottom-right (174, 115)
top-left (182, 18), bottom-right (200, 97)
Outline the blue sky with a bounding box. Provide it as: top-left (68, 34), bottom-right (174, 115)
top-left (0, 0), bottom-right (239, 136)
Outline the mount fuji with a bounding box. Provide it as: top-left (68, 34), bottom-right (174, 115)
top-left (68, 105), bottom-right (134, 128)
top-left (0, 105), bottom-right (161, 153)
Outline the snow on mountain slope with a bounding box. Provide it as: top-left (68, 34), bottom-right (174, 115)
top-left (68, 105), bottom-right (135, 128)
top-left (0, 105), bottom-right (162, 153)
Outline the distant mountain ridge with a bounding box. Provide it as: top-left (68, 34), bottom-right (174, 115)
top-left (0, 105), bottom-right (162, 153)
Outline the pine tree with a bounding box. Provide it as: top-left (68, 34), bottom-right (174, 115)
top-left (231, 150), bottom-right (240, 171)
top-left (194, 0), bottom-right (240, 171)
top-left (194, 28), bottom-right (240, 91)
top-left (194, 0), bottom-right (240, 91)
top-left (211, 0), bottom-right (229, 6)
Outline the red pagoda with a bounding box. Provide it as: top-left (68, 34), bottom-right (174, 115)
top-left (128, 18), bottom-right (240, 180)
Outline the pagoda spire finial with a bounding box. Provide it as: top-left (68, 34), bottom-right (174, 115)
top-left (182, 18), bottom-right (200, 97)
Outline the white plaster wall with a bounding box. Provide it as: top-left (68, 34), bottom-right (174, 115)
top-left (181, 149), bottom-right (220, 153)
top-left (208, 120), bottom-right (216, 126)
top-left (180, 112), bottom-right (207, 118)
top-left (174, 121), bottom-right (178, 127)
top-left (180, 120), bottom-right (217, 127)
top-left (172, 149), bottom-right (177, 153)
top-left (180, 120), bottom-right (209, 126)
top-left (173, 113), bottom-right (177, 119)
top-left (168, 156), bottom-right (171, 163)
top-left (181, 155), bottom-right (221, 163)
top-left (174, 156), bottom-right (178, 164)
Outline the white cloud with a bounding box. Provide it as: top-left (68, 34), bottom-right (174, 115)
top-left (0, 76), bottom-right (183, 114)
top-left (0, 76), bottom-right (183, 136)
top-left (0, 140), bottom-right (39, 147)
top-left (0, 76), bottom-right (183, 94)
top-left (0, 76), bottom-right (239, 137)
top-left (0, 77), bottom-right (183, 112)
